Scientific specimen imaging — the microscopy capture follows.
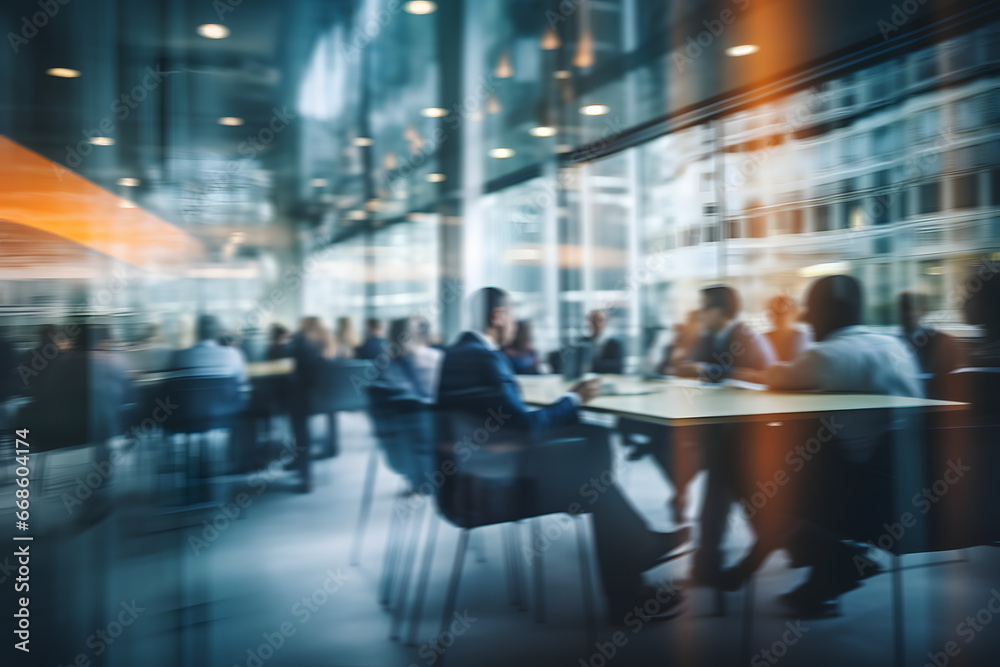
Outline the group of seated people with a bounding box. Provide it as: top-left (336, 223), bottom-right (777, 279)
top-left (369, 264), bottom-right (1000, 624)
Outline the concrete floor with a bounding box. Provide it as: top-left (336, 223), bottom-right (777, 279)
top-left (4, 412), bottom-right (1000, 667)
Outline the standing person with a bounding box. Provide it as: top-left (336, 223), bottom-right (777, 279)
top-left (288, 317), bottom-right (336, 492)
top-left (765, 295), bottom-right (812, 362)
top-left (332, 317), bottom-right (360, 359)
top-left (266, 323), bottom-right (292, 360)
top-left (502, 320), bottom-right (541, 375)
top-left (409, 316), bottom-right (443, 400)
top-left (437, 288), bottom-right (690, 622)
top-left (354, 317), bottom-right (385, 360)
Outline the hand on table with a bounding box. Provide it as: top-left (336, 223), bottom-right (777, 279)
top-left (570, 378), bottom-right (601, 403)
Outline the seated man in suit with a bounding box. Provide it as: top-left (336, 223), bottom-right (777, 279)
top-left (437, 287), bottom-right (689, 622)
top-left (728, 275), bottom-right (923, 616)
top-left (585, 309), bottom-right (624, 375)
top-left (899, 291), bottom-right (961, 397)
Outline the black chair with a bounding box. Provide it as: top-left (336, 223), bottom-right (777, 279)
top-left (313, 359), bottom-right (373, 457)
top-left (158, 375), bottom-right (246, 506)
top-left (414, 411), bottom-right (599, 649)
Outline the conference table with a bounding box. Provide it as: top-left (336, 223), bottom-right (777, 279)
top-left (516, 374), bottom-right (967, 426)
top-left (517, 373), bottom-right (969, 557)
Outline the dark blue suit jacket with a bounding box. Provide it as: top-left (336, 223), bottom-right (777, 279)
top-left (438, 332), bottom-right (578, 442)
top-left (689, 321), bottom-right (776, 382)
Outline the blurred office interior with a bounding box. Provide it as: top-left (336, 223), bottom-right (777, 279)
top-left (1, 0), bottom-right (999, 665)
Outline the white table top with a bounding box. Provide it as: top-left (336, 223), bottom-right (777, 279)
top-left (517, 375), bottom-right (967, 426)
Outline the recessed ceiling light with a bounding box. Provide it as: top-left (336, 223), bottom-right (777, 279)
top-left (347, 210), bottom-right (367, 220)
top-left (46, 67), bottom-right (81, 78)
top-left (217, 116), bottom-right (244, 126)
top-left (426, 173), bottom-right (446, 183)
top-left (197, 24), bottom-right (230, 39)
top-left (353, 137), bottom-right (374, 147)
top-left (529, 126), bottom-right (558, 137)
top-left (310, 178), bottom-right (329, 187)
top-left (725, 44), bottom-right (760, 57)
top-left (117, 177), bottom-right (140, 187)
top-left (420, 107), bottom-right (448, 118)
top-left (553, 70), bottom-right (571, 79)
top-left (579, 104), bottom-right (610, 116)
top-left (403, 1), bottom-right (437, 14)
top-left (488, 148), bottom-right (516, 159)
top-left (88, 137), bottom-right (115, 146)
top-left (118, 200), bottom-right (137, 208)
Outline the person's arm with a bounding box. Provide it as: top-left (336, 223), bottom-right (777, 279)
top-left (762, 348), bottom-right (824, 391)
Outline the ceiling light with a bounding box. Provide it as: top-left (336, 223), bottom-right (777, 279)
top-left (310, 178), bottom-right (329, 187)
top-left (426, 173), bottom-right (446, 183)
top-left (579, 104), bottom-right (610, 116)
top-left (347, 210), bottom-right (367, 220)
top-left (230, 231), bottom-right (247, 243)
top-left (420, 107), bottom-right (448, 118)
top-left (573, 27), bottom-right (594, 68)
top-left (403, 1), bottom-right (437, 14)
top-left (117, 177), bottom-right (140, 187)
top-left (353, 137), bottom-right (373, 147)
top-left (217, 116), bottom-right (244, 126)
top-left (540, 27), bottom-right (561, 50)
top-left (494, 51), bottom-right (514, 79)
top-left (725, 44), bottom-right (760, 57)
top-left (46, 67), bottom-right (80, 78)
top-left (924, 266), bottom-right (944, 275)
top-left (553, 70), bottom-right (571, 79)
top-left (118, 200), bottom-right (137, 208)
top-left (88, 137), bottom-right (115, 146)
top-left (197, 24), bottom-right (230, 39)
top-left (488, 148), bottom-right (516, 159)
top-left (530, 126), bottom-right (558, 137)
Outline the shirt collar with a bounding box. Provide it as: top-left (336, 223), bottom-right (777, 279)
top-left (469, 330), bottom-right (499, 351)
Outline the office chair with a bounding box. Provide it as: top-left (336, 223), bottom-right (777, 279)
top-left (314, 359), bottom-right (373, 458)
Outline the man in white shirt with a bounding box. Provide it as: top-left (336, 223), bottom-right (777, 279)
top-left (729, 275), bottom-right (923, 617)
top-left (172, 315), bottom-right (248, 385)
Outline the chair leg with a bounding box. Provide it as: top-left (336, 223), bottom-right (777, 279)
top-left (350, 446), bottom-right (380, 566)
top-left (502, 524), bottom-right (517, 605)
top-left (440, 529), bottom-right (471, 635)
top-left (740, 574), bottom-right (756, 664)
top-left (892, 553), bottom-right (904, 667)
top-left (532, 518), bottom-right (546, 623)
top-left (406, 509), bottom-right (439, 646)
top-left (574, 516), bottom-right (597, 647)
top-left (391, 501), bottom-right (426, 640)
top-left (379, 492), bottom-right (406, 607)
top-left (326, 411), bottom-right (339, 458)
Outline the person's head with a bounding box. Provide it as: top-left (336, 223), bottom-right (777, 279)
top-left (365, 318), bottom-right (383, 338)
top-left (898, 292), bottom-right (926, 334)
top-left (767, 295), bottom-right (799, 331)
top-left (468, 287), bottom-right (515, 345)
top-left (412, 315), bottom-right (433, 346)
top-left (196, 315), bottom-right (223, 343)
top-left (301, 316), bottom-right (336, 355)
top-left (962, 264), bottom-right (1000, 340)
top-left (269, 323), bottom-right (290, 345)
top-left (802, 275), bottom-right (863, 341)
top-left (335, 317), bottom-right (360, 348)
top-left (699, 286), bottom-right (740, 333)
top-left (587, 310), bottom-right (609, 339)
top-left (388, 317), bottom-right (416, 357)
top-left (510, 320), bottom-right (534, 351)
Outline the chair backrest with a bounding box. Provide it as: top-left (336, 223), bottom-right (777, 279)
top-left (160, 375), bottom-right (245, 433)
top-left (367, 387), bottom-right (435, 489)
top-left (434, 410), bottom-right (533, 529)
top-left (315, 359), bottom-right (373, 413)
